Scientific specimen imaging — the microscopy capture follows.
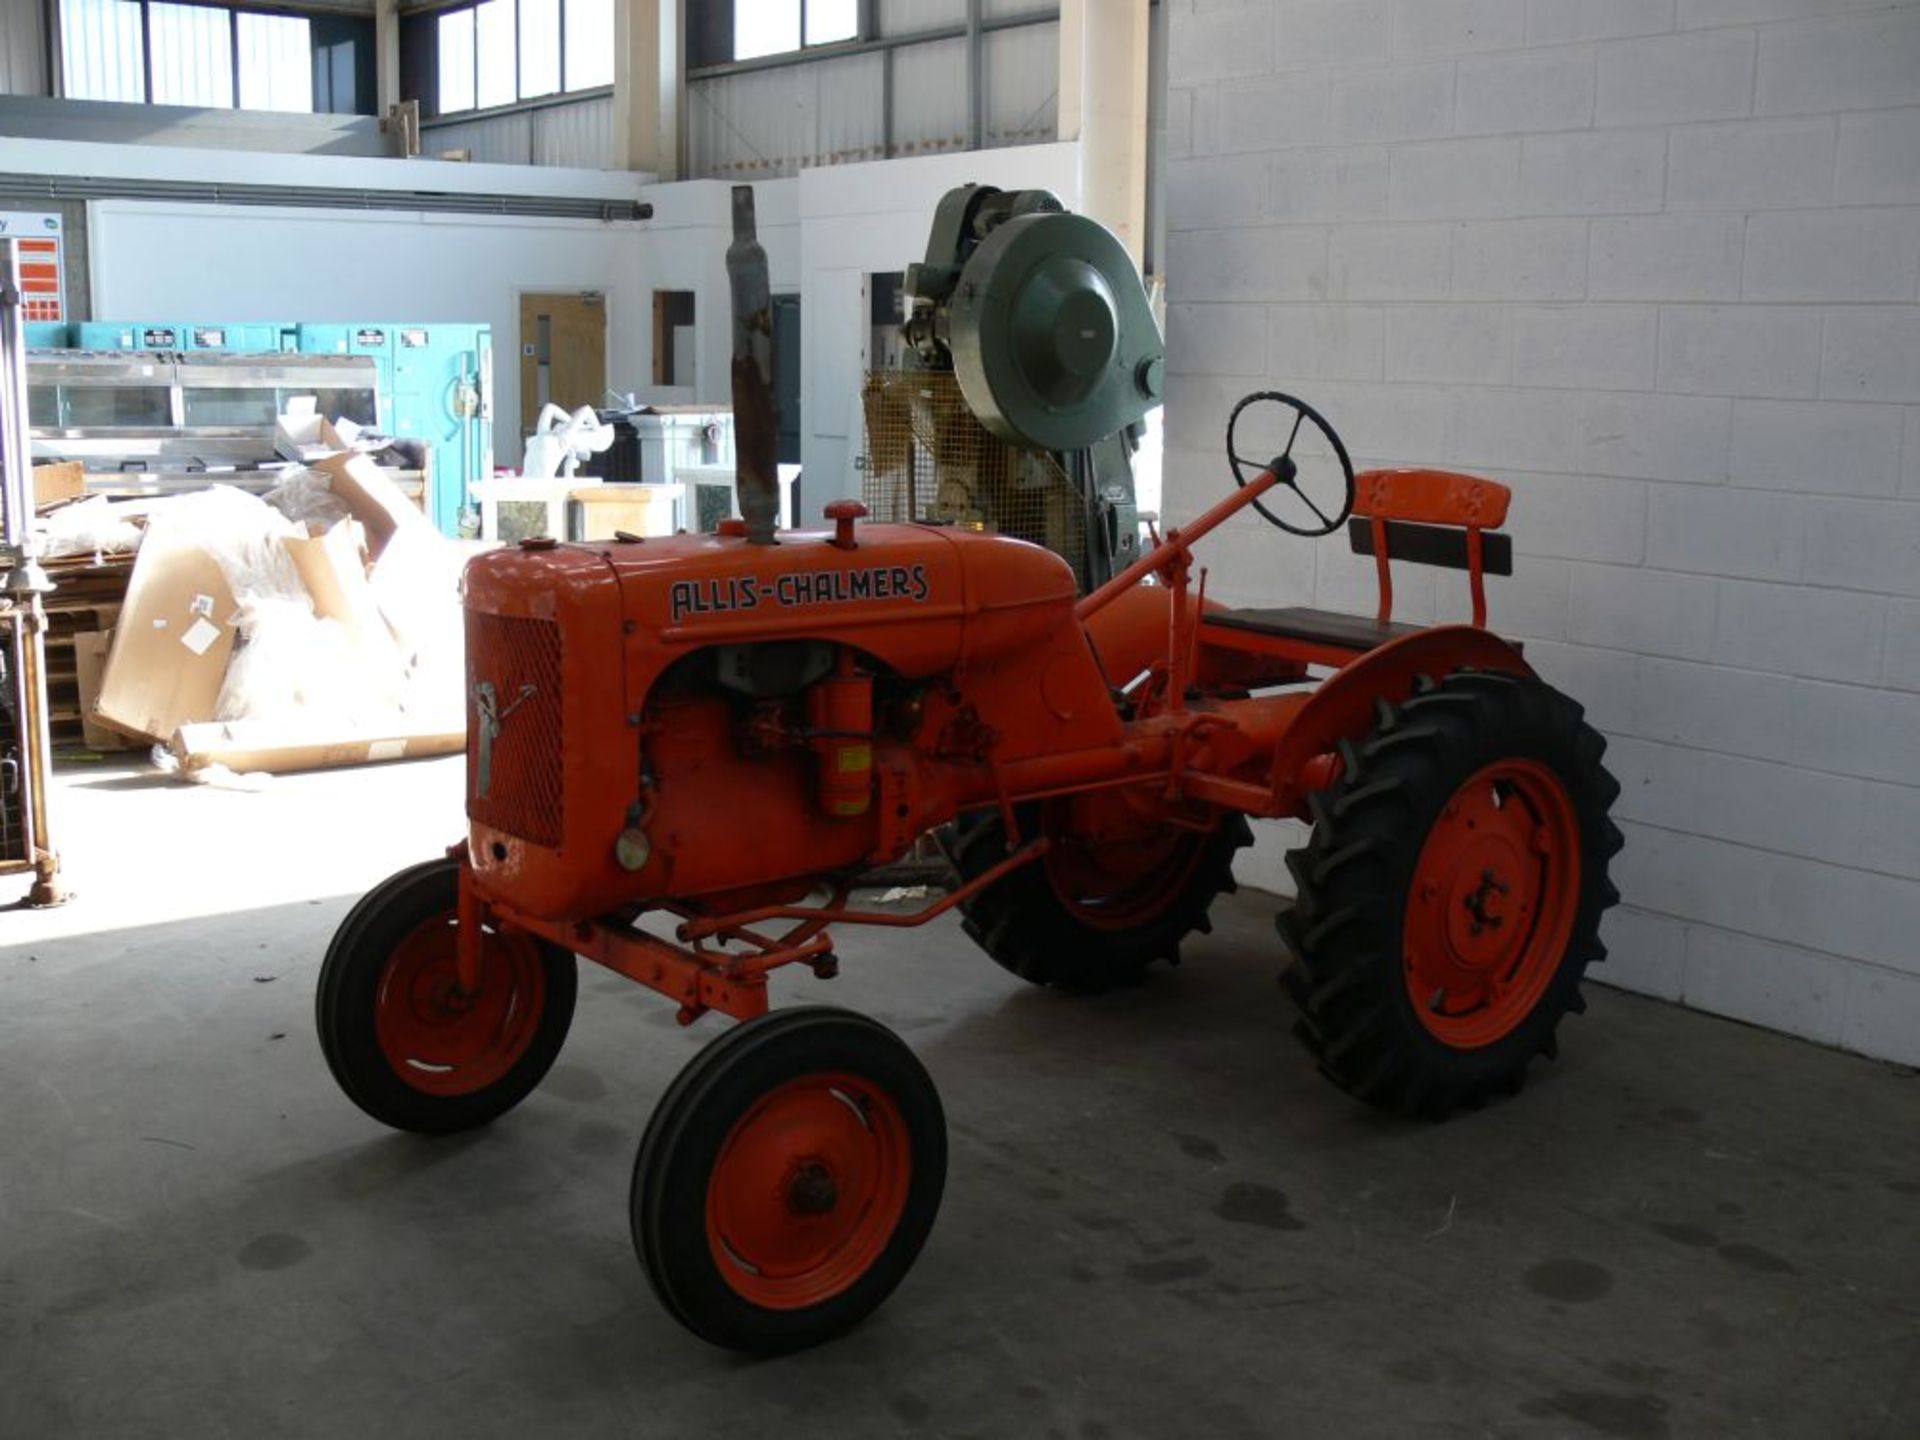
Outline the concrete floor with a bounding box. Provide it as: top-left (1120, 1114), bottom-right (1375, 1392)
top-left (3, 759), bottom-right (1918, 1440)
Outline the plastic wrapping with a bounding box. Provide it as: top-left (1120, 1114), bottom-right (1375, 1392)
top-left (368, 526), bottom-right (468, 731)
top-left (133, 486), bottom-right (381, 728)
top-left (161, 485), bottom-right (307, 607)
top-left (214, 596), bottom-right (404, 727)
top-left (86, 474), bottom-right (468, 773)
top-left (262, 467), bottom-right (351, 531)
top-left (36, 495), bottom-right (143, 559)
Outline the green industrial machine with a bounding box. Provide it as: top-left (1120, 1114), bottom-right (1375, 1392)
top-left (862, 184), bottom-right (1163, 591)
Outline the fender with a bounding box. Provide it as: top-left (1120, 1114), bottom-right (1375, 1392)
top-left (1269, 625), bottom-right (1533, 816)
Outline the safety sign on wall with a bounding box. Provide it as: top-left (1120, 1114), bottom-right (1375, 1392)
top-left (0, 212), bottom-right (65, 322)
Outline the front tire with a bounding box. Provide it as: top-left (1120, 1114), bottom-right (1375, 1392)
top-left (316, 859), bottom-right (577, 1134)
top-left (632, 1007), bottom-right (946, 1354)
top-left (1279, 671), bottom-right (1622, 1119)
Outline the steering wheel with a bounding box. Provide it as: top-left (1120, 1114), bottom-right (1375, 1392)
top-left (1225, 391), bottom-right (1357, 538)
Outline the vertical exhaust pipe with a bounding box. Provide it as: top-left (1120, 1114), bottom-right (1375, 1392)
top-left (727, 184), bottom-right (779, 545)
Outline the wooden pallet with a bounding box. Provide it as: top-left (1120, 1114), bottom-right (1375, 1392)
top-left (33, 553), bottom-right (139, 755)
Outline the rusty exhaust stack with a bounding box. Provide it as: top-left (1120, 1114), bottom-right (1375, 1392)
top-left (728, 184), bottom-right (779, 545)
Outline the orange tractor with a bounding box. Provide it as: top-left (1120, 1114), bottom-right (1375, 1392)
top-left (317, 187), bottom-right (1621, 1353)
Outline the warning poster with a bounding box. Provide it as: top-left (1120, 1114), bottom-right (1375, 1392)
top-left (0, 212), bottom-right (65, 323)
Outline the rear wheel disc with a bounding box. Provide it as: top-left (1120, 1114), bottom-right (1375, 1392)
top-left (952, 797), bottom-right (1250, 990)
top-left (1041, 790), bottom-right (1215, 932)
top-left (1403, 760), bottom-right (1581, 1049)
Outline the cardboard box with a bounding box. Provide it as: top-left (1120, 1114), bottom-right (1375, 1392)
top-left (273, 400), bottom-right (345, 465)
top-left (32, 461), bottom-right (86, 510)
top-left (314, 451), bottom-right (429, 560)
top-left (568, 484), bottom-right (678, 540)
top-left (72, 630), bottom-right (138, 751)
top-left (282, 522), bottom-right (386, 647)
top-left (93, 517), bottom-right (238, 743)
top-left (171, 719), bottom-right (464, 775)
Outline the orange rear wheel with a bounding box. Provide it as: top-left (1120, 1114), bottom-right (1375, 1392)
top-left (1402, 760), bottom-right (1582, 1049)
top-left (952, 797), bottom-right (1251, 990)
top-left (1279, 671), bottom-right (1622, 1119)
top-left (1041, 789), bottom-right (1218, 932)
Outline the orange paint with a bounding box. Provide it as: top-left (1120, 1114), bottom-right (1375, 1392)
top-left (453, 457), bottom-right (1526, 1022)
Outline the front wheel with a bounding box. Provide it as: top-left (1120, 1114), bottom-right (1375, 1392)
top-left (316, 858), bottom-right (578, 1134)
top-left (631, 1007), bottom-right (946, 1354)
top-left (1279, 670), bottom-right (1622, 1119)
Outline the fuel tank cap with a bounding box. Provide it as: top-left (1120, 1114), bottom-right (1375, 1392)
top-left (519, 535), bottom-right (558, 551)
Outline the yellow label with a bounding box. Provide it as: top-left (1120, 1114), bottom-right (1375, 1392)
top-left (837, 744), bottom-right (872, 773)
top-left (830, 799), bottom-right (870, 816)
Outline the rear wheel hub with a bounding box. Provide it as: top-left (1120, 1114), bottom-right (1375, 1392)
top-left (1403, 759), bottom-right (1581, 1049)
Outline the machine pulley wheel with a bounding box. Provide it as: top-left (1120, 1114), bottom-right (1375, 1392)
top-left (316, 858), bottom-right (577, 1134)
top-left (1225, 390), bottom-right (1357, 538)
top-left (631, 1007), bottom-right (947, 1353)
top-left (1277, 671), bottom-right (1623, 1119)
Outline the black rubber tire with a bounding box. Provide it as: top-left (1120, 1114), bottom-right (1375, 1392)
top-left (950, 804), bottom-right (1252, 991)
top-left (316, 858), bottom-right (578, 1135)
top-left (1278, 670), bottom-right (1622, 1120)
top-left (632, 1007), bottom-right (946, 1354)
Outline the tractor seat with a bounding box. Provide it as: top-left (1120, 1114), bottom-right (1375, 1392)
top-left (1206, 606), bottom-right (1422, 653)
top-left (1199, 468), bottom-right (1516, 663)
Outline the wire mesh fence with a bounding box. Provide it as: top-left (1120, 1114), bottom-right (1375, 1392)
top-left (859, 368), bottom-right (1090, 587)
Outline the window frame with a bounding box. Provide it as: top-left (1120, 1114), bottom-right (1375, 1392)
top-left (428, 0), bottom-right (615, 118)
top-left (57, 0), bottom-right (346, 113)
top-left (732, 0), bottom-right (864, 63)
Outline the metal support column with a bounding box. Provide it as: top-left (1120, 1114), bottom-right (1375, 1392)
top-left (0, 238), bottom-right (64, 908)
top-left (966, 0), bottom-right (984, 151)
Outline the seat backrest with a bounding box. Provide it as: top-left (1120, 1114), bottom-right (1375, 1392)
top-left (1347, 469), bottom-right (1513, 628)
top-left (1353, 468), bottom-right (1511, 528)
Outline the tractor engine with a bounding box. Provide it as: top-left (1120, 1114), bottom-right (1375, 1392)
top-left (459, 519), bottom-right (1125, 925)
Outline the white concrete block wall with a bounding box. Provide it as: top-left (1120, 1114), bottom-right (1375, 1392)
top-left (1164, 0), bottom-right (1920, 1065)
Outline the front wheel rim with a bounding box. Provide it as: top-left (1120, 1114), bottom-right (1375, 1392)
top-left (705, 1072), bottom-right (912, 1311)
top-left (373, 913), bottom-right (546, 1096)
top-left (1402, 759), bottom-right (1582, 1049)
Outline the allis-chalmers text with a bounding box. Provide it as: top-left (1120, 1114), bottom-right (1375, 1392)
top-left (668, 564), bottom-right (932, 623)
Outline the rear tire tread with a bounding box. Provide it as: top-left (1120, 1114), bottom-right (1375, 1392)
top-left (1276, 670), bottom-right (1621, 1120)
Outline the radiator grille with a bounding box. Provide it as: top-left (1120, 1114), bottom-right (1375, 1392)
top-left (860, 369), bottom-right (1090, 588)
top-left (465, 611), bottom-right (565, 848)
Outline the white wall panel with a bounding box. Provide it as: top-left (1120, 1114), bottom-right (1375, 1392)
top-left (91, 197), bottom-right (647, 466)
top-left (424, 109), bottom-right (534, 165)
top-left (688, 14), bottom-right (1061, 178)
top-left (420, 95), bottom-right (611, 169)
top-left (1165, 0), bottom-right (1920, 1068)
top-left (532, 92), bottom-right (611, 168)
top-left (690, 50), bottom-right (886, 177)
top-left (983, 19), bottom-right (1056, 147)
top-left (888, 35), bottom-right (968, 154)
top-left (877, 0), bottom-right (966, 31)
